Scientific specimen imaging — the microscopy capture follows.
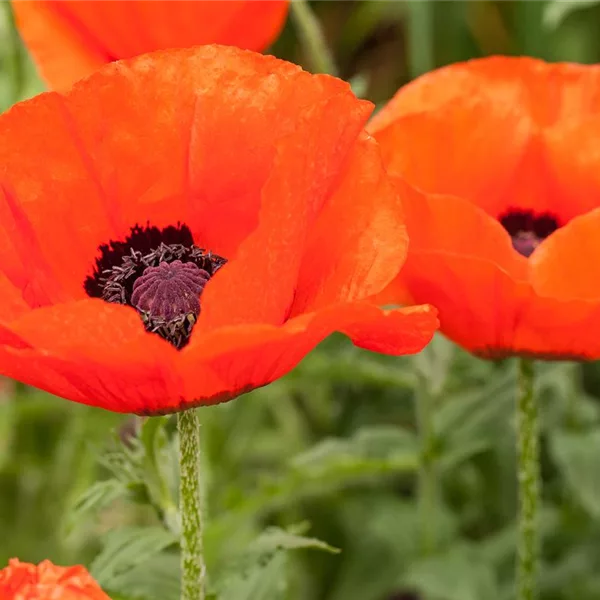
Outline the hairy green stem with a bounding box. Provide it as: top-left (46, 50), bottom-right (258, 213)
top-left (517, 358), bottom-right (539, 600)
top-left (178, 409), bottom-right (205, 600)
top-left (417, 375), bottom-right (436, 556)
top-left (290, 0), bottom-right (338, 76)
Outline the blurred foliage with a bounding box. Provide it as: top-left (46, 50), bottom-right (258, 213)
top-left (3, 1), bottom-right (600, 600)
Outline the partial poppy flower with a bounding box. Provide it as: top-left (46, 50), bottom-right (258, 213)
top-left (0, 45), bottom-right (437, 415)
top-left (11, 0), bottom-right (289, 90)
top-left (368, 56), bottom-right (600, 360)
top-left (0, 559), bottom-right (110, 599)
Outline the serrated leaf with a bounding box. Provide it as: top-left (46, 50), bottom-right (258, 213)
top-left (65, 479), bottom-right (127, 535)
top-left (91, 526), bottom-right (177, 587)
top-left (550, 428), bottom-right (600, 518)
top-left (216, 527), bottom-right (336, 600)
top-left (543, 0), bottom-right (600, 29)
top-left (250, 526), bottom-right (339, 555)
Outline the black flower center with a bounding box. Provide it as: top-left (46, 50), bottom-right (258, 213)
top-left (498, 209), bottom-right (560, 258)
top-left (84, 224), bottom-right (226, 349)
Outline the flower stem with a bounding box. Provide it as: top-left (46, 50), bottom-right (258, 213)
top-left (178, 409), bottom-right (205, 600)
top-left (416, 374), bottom-right (436, 556)
top-left (517, 358), bottom-right (539, 600)
top-left (290, 0), bottom-right (338, 76)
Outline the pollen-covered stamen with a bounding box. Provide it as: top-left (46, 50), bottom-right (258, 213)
top-left (499, 209), bottom-right (560, 258)
top-left (131, 261), bottom-right (210, 321)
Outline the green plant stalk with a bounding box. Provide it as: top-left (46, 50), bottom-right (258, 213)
top-left (178, 409), bottom-right (206, 600)
top-left (417, 375), bottom-right (436, 556)
top-left (290, 0), bottom-right (338, 76)
top-left (517, 358), bottom-right (539, 600)
top-left (406, 0), bottom-right (435, 79)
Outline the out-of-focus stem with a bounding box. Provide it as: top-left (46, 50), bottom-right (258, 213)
top-left (290, 0), bottom-right (338, 76)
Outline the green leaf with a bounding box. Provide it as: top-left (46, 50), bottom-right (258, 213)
top-left (91, 526), bottom-right (177, 588)
top-left (249, 526), bottom-right (339, 555)
top-left (292, 425), bottom-right (418, 474)
top-left (65, 479), bottom-right (127, 535)
top-left (550, 428), bottom-right (600, 518)
top-left (404, 545), bottom-right (499, 600)
top-left (330, 496), bottom-right (441, 600)
top-left (107, 553), bottom-right (180, 600)
top-left (217, 426), bottom-right (419, 526)
top-left (435, 369), bottom-right (515, 468)
top-left (413, 334), bottom-right (456, 396)
top-left (215, 527), bottom-right (337, 600)
top-left (219, 552), bottom-right (288, 600)
top-left (543, 0), bottom-right (600, 30)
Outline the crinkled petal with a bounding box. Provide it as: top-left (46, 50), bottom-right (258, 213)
top-left (0, 300), bottom-right (182, 413)
top-left (289, 133), bottom-right (407, 316)
top-left (180, 302), bottom-right (437, 411)
top-left (0, 559), bottom-right (111, 600)
top-left (385, 179), bottom-right (528, 278)
top-left (0, 300), bottom-right (436, 414)
top-left (370, 104), bottom-right (532, 218)
top-left (531, 207), bottom-right (600, 301)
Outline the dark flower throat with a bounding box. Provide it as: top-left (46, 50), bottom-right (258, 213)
top-left (85, 224), bottom-right (226, 349)
top-left (499, 209), bottom-right (559, 258)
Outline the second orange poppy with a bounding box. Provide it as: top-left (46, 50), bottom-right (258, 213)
top-left (11, 0), bottom-right (290, 90)
top-left (370, 56), bottom-right (600, 360)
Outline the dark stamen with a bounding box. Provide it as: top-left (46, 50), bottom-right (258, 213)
top-left (499, 209), bottom-right (560, 258)
top-left (84, 224), bottom-right (226, 349)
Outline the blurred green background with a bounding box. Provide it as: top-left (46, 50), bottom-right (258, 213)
top-left (3, 1), bottom-right (600, 600)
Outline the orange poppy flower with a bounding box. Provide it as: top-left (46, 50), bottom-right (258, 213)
top-left (0, 559), bottom-right (110, 599)
top-left (0, 45), bottom-right (437, 415)
top-left (11, 0), bottom-right (289, 90)
top-left (368, 56), bottom-right (600, 360)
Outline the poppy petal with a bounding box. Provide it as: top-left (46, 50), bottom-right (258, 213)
top-left (68, 47), bottom-right (371, 258)
top-left (387, 179), bottom-right (528, 278)
top-left (0, 273), bottom-right (29, 321)
top-left (401, 252), bottom-right (531, 355)
top-left (368, 57), bottom-right (528, 133)
top-left (0, 300), bottom-right (182, 413)
top-left (510, 296), bottom-right (600, 360)
top-left (180, 302), bottom-right (438, 412)
top-left (12, 0), bottom-right (289, 90)
top-left (11, 1), bottom-right (109, 90)
top-left (0, 95), bottom-right (118, 302)
top-left (530, 207), bottom-right (600, 301)
top-left (370, 105), bottom-right (532, 218)
top-left (369, 57), bottom-right (600, 132)
top-left (0, 559), bottom-right (111, 600)
top-left (542, 115), bottom-right (600, 221)
top-left (196, 93), bottom-right (373, 330)
top-left (288, 133), bottom-right (407, 316)
top-left (0, 301), bottom-right (436, 414)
